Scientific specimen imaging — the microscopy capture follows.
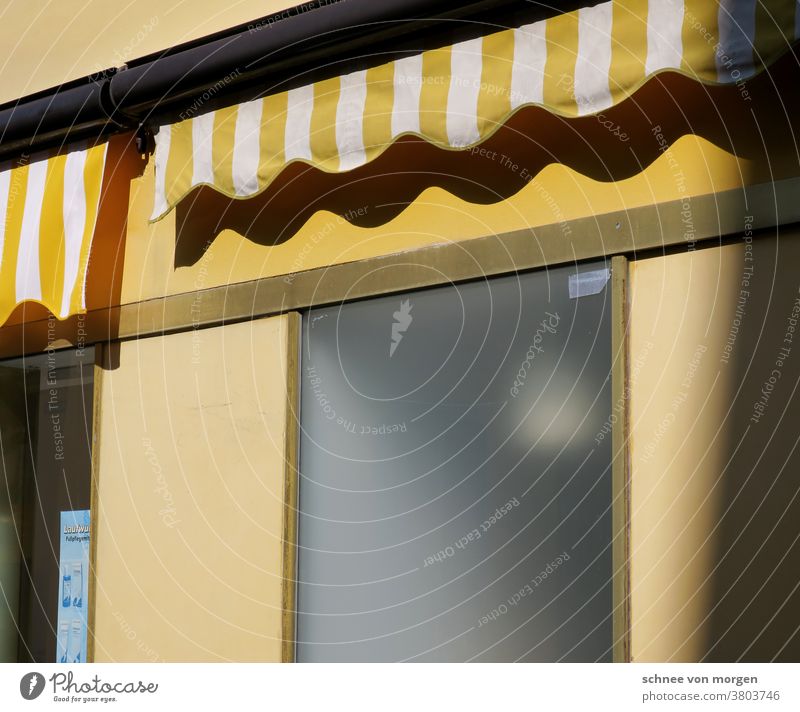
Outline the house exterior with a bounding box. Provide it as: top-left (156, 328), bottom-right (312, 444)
top-left (1, 0), bottom-right (799, 662)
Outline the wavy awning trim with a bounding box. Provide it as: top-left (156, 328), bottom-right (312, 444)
top-left (151, 0), bottom-right (799, 220)
top-left (0, 144), bottom-right (107, 325)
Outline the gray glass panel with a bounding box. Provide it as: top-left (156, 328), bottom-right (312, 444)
top-left (297, 262), bottom-right (612, 662)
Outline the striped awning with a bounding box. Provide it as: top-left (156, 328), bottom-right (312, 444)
top-left (151, 0), bottom-right (800, 220)
top-left (0, 144), bottom-right (107, 325)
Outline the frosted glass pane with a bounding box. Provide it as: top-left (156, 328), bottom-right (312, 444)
top-left (297, 262), bottom-right (612, 662)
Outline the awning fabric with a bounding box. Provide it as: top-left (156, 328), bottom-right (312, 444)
top-left (0, 144), bottom-right (107, 324)
top-left (151, 0), bottom-right (800, 220)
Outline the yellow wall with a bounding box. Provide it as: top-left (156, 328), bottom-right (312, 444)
top-left (0, 1), bottom-right (300, 104)
top-left (92, 315), bottom-right (292, 661)
top-left (629, 235), bottom-right (800, 662)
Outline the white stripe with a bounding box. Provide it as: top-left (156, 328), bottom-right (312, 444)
top-left (15, 158), bottom-right (47, 303)
top-left (391, 54), bottom-right (423, 137)
top-left (511, 21), bottom-right (547, 109)
top-left (0, 168), bottom-right (11, 273)
top-left (716, 0), bottom-right (757, 82)
top-left (336, 70), bottom-right (368, 171)
top-left (447, 37), bottom-right (483, 147)
top-left (574, 2), bottom-right (614, 116)
top-left (151, 124), bottom-right (172, 220)
top-left (191, 111), bottom-right (215, 187)
top-left (285, 85), bottom-right (314, 162)
top-left (232, 99), bottom-right (263, 195)
top-left (645, 0), bottom-right (684, 75)
top-left (60, 149), bottom-right (88, 317)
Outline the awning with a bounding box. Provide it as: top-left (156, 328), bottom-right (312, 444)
top-left (0, 144), bottom-right (107, 324)
top-left (151, 0), bottom-right (800, 221)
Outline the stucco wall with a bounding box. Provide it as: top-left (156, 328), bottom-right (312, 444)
top-left (629, 233), bottom-right (800, 661)
top-left (0, 1), bottom-right (300, 104)
top-left (92, 315), bottom-right (292, 661)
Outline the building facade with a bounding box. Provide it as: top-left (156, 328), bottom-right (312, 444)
top-left (1, 0), bottom-right (799, 662)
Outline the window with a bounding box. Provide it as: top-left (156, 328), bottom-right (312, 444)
top-left (0, 347), bottom-right (94, 663)
top-left (296, 263), bottom-right (612, 661)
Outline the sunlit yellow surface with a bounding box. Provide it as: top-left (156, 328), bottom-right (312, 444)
top-left (0, 0), bottom-right (299, 104)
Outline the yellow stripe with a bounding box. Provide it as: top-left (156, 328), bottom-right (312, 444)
top-left (362, 62), bottom-right (395, 160)
top-left (419, 45), bottom-right (451, 144)
top-left (165, 118), bottom-right (194, 206)
top-left (543, 9), bottom-right (579, 115)
top-left (68, 144), bottom-right (106, 314)
top-left (37, 153), bottom-right (67, 312)
top-left (478, 29), bottom-right (514, 136)
top-left (609, 0), bottom-right (647, 106)
top-left (681, 0), bottom-right (719, 79)
top-left (0, 161), bottom-right (28, 318)
top-left (310, 76), bottom-right (340, 171)
top-left (754, 0), bottom-right (795, 74)
top-left (259, 92), bottom-right (288, 190)
top-left (211, 105), bottom-right (239, 195)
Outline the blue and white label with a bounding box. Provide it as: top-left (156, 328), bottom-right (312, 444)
top-left (56, 510), bottom-right (90, 663)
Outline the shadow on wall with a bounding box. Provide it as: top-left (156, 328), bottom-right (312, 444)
top-left (706, 231), bottom-right (800, 662)
top-left (173, 50), bottom-right (800, 268)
